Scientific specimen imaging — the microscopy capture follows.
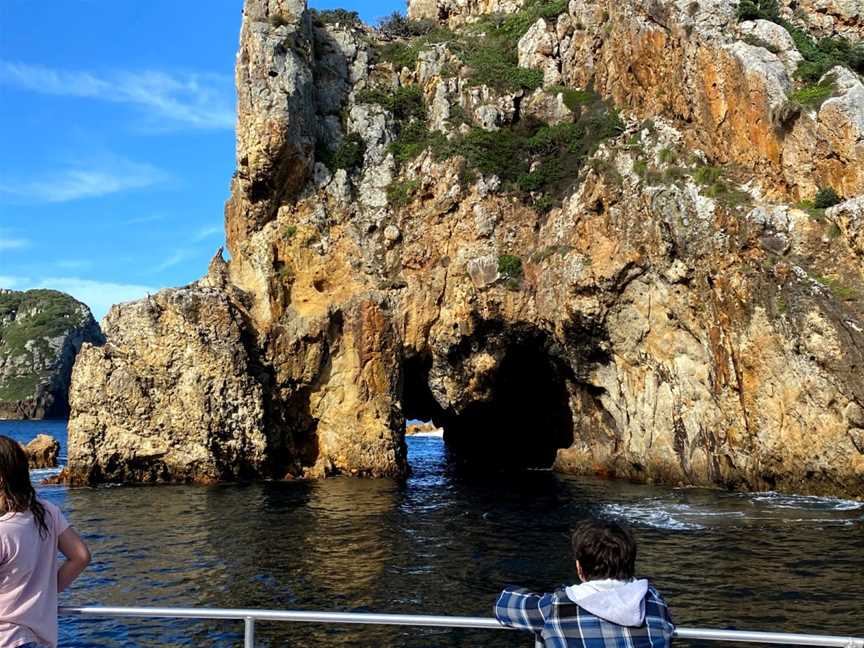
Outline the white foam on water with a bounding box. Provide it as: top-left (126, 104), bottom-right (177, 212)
top-left (601, 490), bottom-right (862, 532)
top-left (602, 501), bottom-right (706, 531)
top-left (742, 491), bottom-right (863, 511)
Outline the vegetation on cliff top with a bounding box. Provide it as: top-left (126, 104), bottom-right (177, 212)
top-left (375, 1), bottom-right (567, 92)
top-left (736, 0), bottom-right (864, 81)
top-left (372, 77), bottom-right (623, 211)
top-left (0, 289), bottom-right (93, 401)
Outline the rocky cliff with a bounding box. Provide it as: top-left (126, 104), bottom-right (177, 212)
top-left (0, 289), bottom-right (102, 419)
top-left (67, 0), bottom-right (864, 497)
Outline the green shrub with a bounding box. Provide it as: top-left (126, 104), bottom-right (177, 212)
top-left (703, 182), bottom-right (753, 209)
top-left (796, 199), bottom-right (826, 221)
top-left (789, 76), bottom-right (837, 109)
top-left (734, 0), bottom-right (864, 80)
top-left (692, 164), bottom-right (752, 209)
top-left (459, 1), bottom-right (568, 92)
top-left (462, 45), bottom-right (544, 91)
top-left (356, 86), bottom-right (426, 121)
top-left (633, 159), bottom-right (648, 177)
top-left (283, 225), bottom-right (297, 239)
top-left (375, 26), bottom-right (457, 70)
top-left (390, 121), bottom-right (447, 163)
top-left (546, 85), bottom-right (596, 111)
top-left (447, 103), bottom-right (472, 127)
top-left (268, 13), bottom-right (294, 28)
top-left (784, 24), bottom-right (864, 80)
top-left (378, 42), bottom-right (420, 70)
top-left (473, 0), bottom-right (569, 52)
top-left (378, 11), bottom-right (436, 38)
top-left (813, 186), bottom-right (841, 208)
top-left (586, 158), bottom-right (623, 187)
top-left (658, 147), bottom-right (677, 164)
top-left (736, 0), bottom-right (779, 22)
top-left (387, 178), bottom-right (421, 207)
top-left (663, 166), bottom-right (690, 182)
top-left (311, 9), bottom-right (362, 26)
top-left (451, 127), bottom-right (530, 180)
top-left (693, 165), bottom-right (723, 185)
top-left (324, 133), bottom-right (366, 170)
top-left (387, 89), bottom-right (623, 211)
top-left (498, 254), bottom-right (524, 279)
top-left (816, 274), bottom-right (857, 301)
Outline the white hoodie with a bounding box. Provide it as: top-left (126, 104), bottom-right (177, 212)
top-left (564, 578), bottom-right (650, 626)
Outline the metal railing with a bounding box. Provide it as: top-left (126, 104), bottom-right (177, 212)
top-left (59, 606), bottom-right (864, 648)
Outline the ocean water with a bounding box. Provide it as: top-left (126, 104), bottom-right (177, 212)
top-left (2, 422), bottom-right (863, 647)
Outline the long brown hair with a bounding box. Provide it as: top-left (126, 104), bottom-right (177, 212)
top-left (0, 435), bottom-right (49, 539)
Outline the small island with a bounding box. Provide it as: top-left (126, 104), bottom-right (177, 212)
top-left (0, 289), bottom-right (102, 419)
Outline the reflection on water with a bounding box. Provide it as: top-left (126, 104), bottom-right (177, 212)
top-left (2, 424), bottom-right (862, 647)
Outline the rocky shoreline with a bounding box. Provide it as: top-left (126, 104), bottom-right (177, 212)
top-left (65, 0), bottom-right (864, 497)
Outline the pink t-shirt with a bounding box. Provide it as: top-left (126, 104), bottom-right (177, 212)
top-left (0, 499), bottom-right (70, 648)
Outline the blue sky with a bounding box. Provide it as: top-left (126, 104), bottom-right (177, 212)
top-left (0, 0), bottom-right (402, 319)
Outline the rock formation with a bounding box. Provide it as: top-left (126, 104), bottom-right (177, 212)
top-left (24, 434), bottom-right (61, 469)
top-left (0, 289), bottom-right (102, 419)
top-left (406, 421), bottom-right (443, 435)
top-left (67, 0), bottom-right (864, 497)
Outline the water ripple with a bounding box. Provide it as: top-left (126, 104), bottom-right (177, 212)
top-left (0, 424), bottom-right (861, 646)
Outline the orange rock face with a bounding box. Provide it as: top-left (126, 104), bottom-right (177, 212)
top-left (66, 0), bottom-right (864, 497)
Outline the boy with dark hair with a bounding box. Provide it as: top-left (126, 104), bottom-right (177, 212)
top-left (495, 519), bottom-right (674, 648)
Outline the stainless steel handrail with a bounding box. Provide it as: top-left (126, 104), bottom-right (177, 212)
top-left (59, 606), bottom-right (864, 648)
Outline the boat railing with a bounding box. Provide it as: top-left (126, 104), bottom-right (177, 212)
top-left (59, 606), bottom-right (864, 648)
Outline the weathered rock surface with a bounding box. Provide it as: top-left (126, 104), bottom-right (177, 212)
top-left (66, 281), bottom-right (269, 484)
top-left (781, 0), bottom-right (864, 41)
top-left (23, 434), bottom-right (60, 469)
top-left (67, 0), bottom-right (864, 497)
top-left (0, 289), bottom-right (102, 419)
top-left (406, 421), bottom-right (442, 435)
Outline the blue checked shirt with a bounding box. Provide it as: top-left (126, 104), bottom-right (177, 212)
top-left (494, 584), bottom-right (674, 648)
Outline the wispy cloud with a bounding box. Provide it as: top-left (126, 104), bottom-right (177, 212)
top-left (55, 259), bottom-right (94, 271)
top-left (0, 230), bottom-right (30, 250)
top-left (0, 61), bottom-right (235, 130)
top-left (29, 277), bottom-right (156, 321)
top-left (193, 224), bottom-right (223, 242)
top-left (0, 157), bottom-right (166, 204)
top-left (154, 249), bottom-right (192, 273)
top-left (123, 214), bottom-right (166, 225)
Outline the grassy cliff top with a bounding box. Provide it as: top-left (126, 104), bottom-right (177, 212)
top-left (0, 289), bottom-right (93, 349)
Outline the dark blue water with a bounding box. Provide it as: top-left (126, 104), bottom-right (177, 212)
top-left (3, 422), bottom-right (863, 647)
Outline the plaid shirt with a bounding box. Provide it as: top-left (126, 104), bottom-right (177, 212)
top-left (494, 584), bottom-right (674, 648)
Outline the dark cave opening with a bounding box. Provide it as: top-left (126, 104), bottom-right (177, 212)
top-left (401, 336), bottom-right (575, 471)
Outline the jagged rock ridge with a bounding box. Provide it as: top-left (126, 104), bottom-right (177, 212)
top-left (0, 289), bottom-right (102, 419)
top-left (67, 0), bottom-right (864, 497)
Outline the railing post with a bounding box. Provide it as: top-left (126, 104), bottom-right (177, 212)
top-left (244, 616), bottom-right (255, 648)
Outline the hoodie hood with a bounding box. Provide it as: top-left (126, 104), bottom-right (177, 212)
top-left (564, 578), bottom-right (649, 626)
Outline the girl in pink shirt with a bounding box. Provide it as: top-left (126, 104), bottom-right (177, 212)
top-left (0, 436), bottom-right (90, 648)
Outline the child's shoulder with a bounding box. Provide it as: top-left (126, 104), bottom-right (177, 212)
top-left (37, 498), bottom-right (65, 521)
